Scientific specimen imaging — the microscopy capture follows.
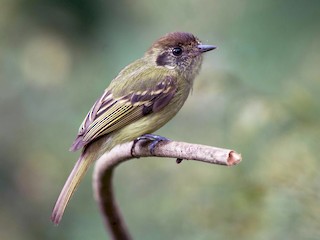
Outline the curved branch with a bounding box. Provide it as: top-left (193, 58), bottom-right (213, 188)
top-left (93, 140), bottom-right (242, 240)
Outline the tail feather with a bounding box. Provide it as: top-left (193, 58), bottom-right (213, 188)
top-left (51, 153), bottom-right (92, 225)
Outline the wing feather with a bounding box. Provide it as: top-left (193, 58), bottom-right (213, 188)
top-left (70, 76), bottom-right (177, 151)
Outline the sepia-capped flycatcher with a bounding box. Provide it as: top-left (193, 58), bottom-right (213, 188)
top-left (51, 32), bottom-right (216, 224)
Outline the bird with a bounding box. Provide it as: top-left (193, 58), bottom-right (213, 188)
top-left (51, 32), bottom-right (216, 224)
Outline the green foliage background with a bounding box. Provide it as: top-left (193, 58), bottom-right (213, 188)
top-left (1, 0), bottom-right (319, 239)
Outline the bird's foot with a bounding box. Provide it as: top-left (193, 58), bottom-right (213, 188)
top-left (176, 158), bottom-right (184, 164)
top-left (131, 134), bottom-right (170, 157)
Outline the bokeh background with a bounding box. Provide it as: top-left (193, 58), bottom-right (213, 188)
top-left (1, 0), bottom-right (320, 239)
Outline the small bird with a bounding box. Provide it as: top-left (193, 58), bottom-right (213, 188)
top-left (51, 32), bottom-right (216, 224)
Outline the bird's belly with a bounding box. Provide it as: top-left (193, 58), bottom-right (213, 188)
top-left (112, 94), bottom-right (187, 146)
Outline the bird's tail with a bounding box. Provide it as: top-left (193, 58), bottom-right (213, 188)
top-left (51, 151), bottom-right (93, 225)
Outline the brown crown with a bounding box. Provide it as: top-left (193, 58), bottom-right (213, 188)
top-left (152, 32), bottom-right (200, 48)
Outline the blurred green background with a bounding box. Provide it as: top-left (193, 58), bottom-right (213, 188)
top-left (1, 0), bottom-right (320, 239)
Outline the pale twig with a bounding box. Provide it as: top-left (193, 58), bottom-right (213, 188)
top-left (93, 140), bottom-right (241, 240)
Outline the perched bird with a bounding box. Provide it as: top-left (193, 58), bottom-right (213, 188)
top-left (51, 32), bottom-right (216, 224)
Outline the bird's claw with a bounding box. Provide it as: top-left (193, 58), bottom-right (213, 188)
top-left (176, 158), bottom-right (184, 164)
top-left (131, 134), bottom-right (170, 157)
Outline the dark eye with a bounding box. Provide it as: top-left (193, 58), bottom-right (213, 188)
top-left (172, 47), bottom-right (183, 56)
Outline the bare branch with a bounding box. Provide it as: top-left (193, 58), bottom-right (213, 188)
top-left (93, 140), bottom-right (242, 240)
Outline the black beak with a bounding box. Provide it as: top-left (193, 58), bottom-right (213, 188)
top-left (198, 44), bottom-right (217, 53)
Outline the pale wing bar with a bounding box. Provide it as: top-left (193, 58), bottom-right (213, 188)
top-left (70, 76), bottom-right (177, 151)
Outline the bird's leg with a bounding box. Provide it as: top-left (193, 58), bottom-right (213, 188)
top-left (131, 134), bottom-right (170, 157)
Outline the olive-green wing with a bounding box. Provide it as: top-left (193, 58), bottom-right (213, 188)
top-left (70, 76), bottom-right (177, 151)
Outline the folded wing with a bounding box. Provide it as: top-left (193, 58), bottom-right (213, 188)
top-left (70, 76), bottom-right (177, 151)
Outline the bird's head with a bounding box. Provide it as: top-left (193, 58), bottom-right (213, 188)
top-left (146, 32), bottom-right (216, 78)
